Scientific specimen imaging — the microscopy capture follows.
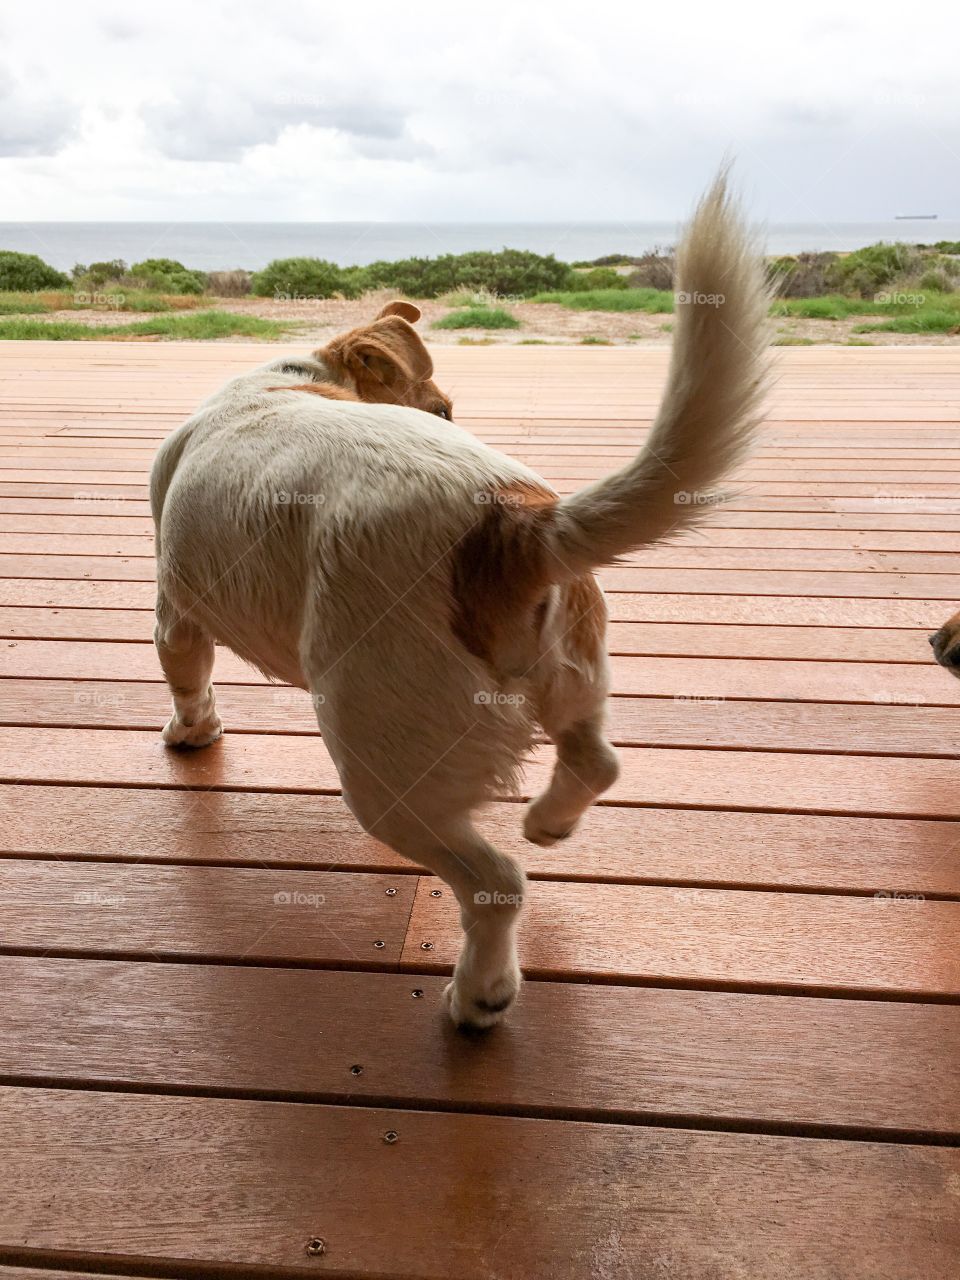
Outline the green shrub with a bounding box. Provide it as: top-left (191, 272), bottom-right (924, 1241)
top-left (767, 252), bottom-right (838, 298)
top-left (130, 257), bottom-right (207, 295)
top-left (918, 269), bottom-right (954, 294)
top-left (432, 306), bottom-right (520, 330)
top-left (0, 250), bottom-right (69, 291)
top-left (207, 269), bottom-right (252, 297)
top-left (934, 241), bottom-right (960, 255)
top-left (827, 242), bottom-right (920, 298)
top-left (625, 249), bottom-right (675, 290)
top-left (75, 260), bottom-right (128, 287)
top-left (250, 257), bottom-right (362, 299)
top-left (365, 249), bottom-right (572, 299)
top-left (568, 267), bottom-right (628, 291)
top-left (572, 254), bottom-right (639, 268)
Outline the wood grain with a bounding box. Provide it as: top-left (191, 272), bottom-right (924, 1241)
top-left (3, 956), bottom-right (959, 1138)
top-left (5, 679), bottom-right (960, 760)
top-left (0, 860), bottom-right (414, 966)
top-left (2, 1087), bottom-right (958, 1279)
top-left (403, 877), bottom-right (960, 998)
top-left (3, 783), bottom-right (960, 893)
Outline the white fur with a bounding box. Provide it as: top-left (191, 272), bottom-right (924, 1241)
top-left (150, 172), bottom-right (769, 1029)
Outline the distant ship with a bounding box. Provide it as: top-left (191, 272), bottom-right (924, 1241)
top-left (895, 214), bottom-right (938, 220)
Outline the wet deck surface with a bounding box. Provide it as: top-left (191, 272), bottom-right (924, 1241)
top-left (1, 342), bottom-right (959, 1278)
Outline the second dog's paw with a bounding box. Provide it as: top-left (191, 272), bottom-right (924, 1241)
top-left (162, 711), bottom-right (223, 749)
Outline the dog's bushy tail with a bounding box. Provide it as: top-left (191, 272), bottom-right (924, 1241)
top-left (547, 170), bottom-right (771, 578)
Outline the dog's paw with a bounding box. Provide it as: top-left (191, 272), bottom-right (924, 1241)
top-left (443, 969), bottom-right (521, 1032)
top-left (162, 710), bottom-right (223, 749)
top-left (523, 800), bottom-right (577, 847)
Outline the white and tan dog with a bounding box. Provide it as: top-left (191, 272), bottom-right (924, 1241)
top-left (151, 175), bottom-right (769, 1029)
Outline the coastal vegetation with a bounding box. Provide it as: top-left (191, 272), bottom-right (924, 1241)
top-left (0, 240), bottom-right (956, 339)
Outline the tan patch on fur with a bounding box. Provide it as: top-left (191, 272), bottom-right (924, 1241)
top-left (450, 481), bottom-right (558, 672)
top-left (267, 382), bottom-right (359, 400)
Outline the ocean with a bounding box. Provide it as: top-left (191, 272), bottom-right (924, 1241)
top-left (2, 220), bottom-right (958, 273)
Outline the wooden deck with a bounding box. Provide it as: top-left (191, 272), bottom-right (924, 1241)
top-left (1, 340), bottom-right (960, 1278)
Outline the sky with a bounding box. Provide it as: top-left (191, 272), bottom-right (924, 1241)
top-left (1, 0), bottom-right (958, 223)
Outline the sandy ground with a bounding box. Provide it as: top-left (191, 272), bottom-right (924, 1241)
top-left (39, 290), bottom-right (959, 345)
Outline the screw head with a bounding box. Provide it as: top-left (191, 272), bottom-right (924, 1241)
top-left (305, 1237), bottom-right (326, 1256)
top-left (385, 887), bottom-right (398, 897)
top-left (411, 988), bottom-right (424, 998)
top-left (382, 1129), bottom-right (399, 1144)
top-left (350, 1064), bottom-right (363, 1076)
top-left (420, 941), bottom-right (434, 951)
top-left (429, 888), bottom-right (442, 897)
top-left (373, 939), bottom-right (386, 949)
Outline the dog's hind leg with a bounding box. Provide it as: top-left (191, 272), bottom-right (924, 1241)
top-left (359, 803), bottom-right (526, 1031)
top-left (524, 577), bottom-right (619, 846)
top-left (154, 589), bottom-right (222, 748)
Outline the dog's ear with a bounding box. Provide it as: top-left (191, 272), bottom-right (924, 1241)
top-left (376, 300), bottom-right (422, 324)
top-left (338, 315), bottom-right (434, 401)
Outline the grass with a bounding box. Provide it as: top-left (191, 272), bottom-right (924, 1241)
top-left (580, 335), bottom-right (611, 345)
top-left (854, 311), bottom-right (960, 335)
top-left (0, 294), bottom-right (48, 314)
top-left (530, 287), bottom-right (673, 312)
top-left (774, 335), bottom-right (816, 346)
top-left (0, 289), bottom-right (203, 315)
top-left (0, 311), bottom-right (286, 341)
top-left (773, 291), bottom-right (960, 321)
top-left (432, 306), bottom-right (520, 330)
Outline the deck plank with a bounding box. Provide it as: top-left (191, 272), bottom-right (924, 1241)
top-left (3, 957), bottom-right (959, 1138)
top-left (2, 1087), bottom-right (958, 1280)
top-left (0, 860), bottom-right (414, 967)
top-left (3, 783), bottom-right (960, 893)
top-left (3, 343), bottom-right (960, 1279)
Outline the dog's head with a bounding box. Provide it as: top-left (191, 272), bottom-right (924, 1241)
top-left (930, 609), bottom-right (960, 678)
top-left (318, 301), bottom-right (454, 420)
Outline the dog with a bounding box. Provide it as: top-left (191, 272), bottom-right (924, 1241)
top-left (931, 614), bottom-right (960, 675)
top-left (150, 173), bottom-right (769, 1030)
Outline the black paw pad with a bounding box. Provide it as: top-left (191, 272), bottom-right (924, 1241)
top-left (473, 995), bottom-right (514, 1014)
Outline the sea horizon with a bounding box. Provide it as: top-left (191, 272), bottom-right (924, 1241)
top-left (2, 219), bottom-right (958, 273)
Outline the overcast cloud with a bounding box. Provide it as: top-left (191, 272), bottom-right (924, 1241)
top-left (0, 0), bottom-right (957, 221)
